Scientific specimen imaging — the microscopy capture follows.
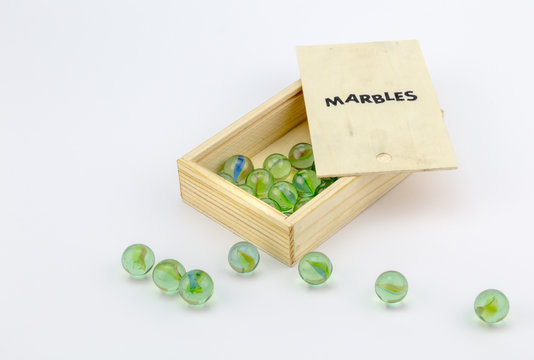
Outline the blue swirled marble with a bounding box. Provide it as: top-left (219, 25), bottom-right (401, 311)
top-left (222, 155), bottom-right (254, 184)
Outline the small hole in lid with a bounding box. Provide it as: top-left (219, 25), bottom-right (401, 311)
top-left (376, 153), bottom-right (392, 162)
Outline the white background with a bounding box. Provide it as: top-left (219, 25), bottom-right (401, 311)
top-left (1, 0), bottom-right (533, 358)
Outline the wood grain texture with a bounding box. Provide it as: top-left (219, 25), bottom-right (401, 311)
top-left (297, 40), bottom-right (457, 177)
top-left (178, 159), bottom-right (293, 265)
top-left (178, 80), bottom-right (410, 266)
top-left (291, 173), bottom-right (409, 259)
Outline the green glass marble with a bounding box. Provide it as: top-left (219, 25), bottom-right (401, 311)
top-left (152, 259), bottom-right (186, 294)
top-left (315, 178), bottom-right (338, 195)
top-left (261, 198), bottom-right (281, 210)
top-left (294, 196), bottom-right (313, 212)
top-left (246, 169), bottom-right (275, 198)
top-left (263, 153), bottom-right (292, 180)
top-left (222, 155), bottom-right (254, 184)
top-left (228, 242), bottom-right (260, 273)
top-left (178, 269), bottom-right (214, 306)
top-left (289, 143), bottom-right (314, 170)
top-left (298, 252), bottom-right (332, 285)
top-left (375, 271), bottom-right (408, 303)
top-left (238, 184), bottom-right (255, 196)
top-left (121, 244), bottom-right (155, 279)
top-left (321, 177), bottom-right (338, 185)
top-left (315, 182), bottom-right (328, 195)
top-left (293, 169), bottom-right (321, 197)
top-left (217, 172), bottom-right (237, 184)
top-left (474, 289), bottom-right (509, 324)
top-left (268, 181), bottom-right (298, 212)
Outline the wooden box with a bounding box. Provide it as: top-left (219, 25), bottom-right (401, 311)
top-left (177, 41), bottom-right (456, 266)
top-left (178, 81), bottom-right (409, 266)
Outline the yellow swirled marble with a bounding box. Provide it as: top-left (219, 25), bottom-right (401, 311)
top-left (298, 252), bottom-right (332, 285)
top-left (474, 289), bottom-right (509, 324)
top-left (228, 242), bottom-right (260, 274)
top-left (121, 244), bottom-right (155, 279)
top-left (375, 270), bottom-right (408, 303)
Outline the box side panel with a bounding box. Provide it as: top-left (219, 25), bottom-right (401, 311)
top-left (250, 121), bottom-right (310, 167)
top-left (178, 159), bottom-right (293, 265)
top-left (292, 173), bottom-right (409, 261)
top-left (184, 81), bottom-right (307, 172)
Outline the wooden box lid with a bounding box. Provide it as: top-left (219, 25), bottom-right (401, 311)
top-left (296, 40), bottom-right (457, 177)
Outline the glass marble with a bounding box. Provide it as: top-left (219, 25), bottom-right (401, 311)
top-left (474, 289), bottom-right (509, 324)
top-left (315, 178), bottom-right (338, 195)
top-left (152, 259), bottom-right (186, 294)
top-left (298, 252), bottom-right (332, 285)
top-left (268, 181), bottom-right (298, 212)
top-left (294, 196), bottom-right (313, 211)
top-left (121, 244), bottom-right (155, 279)
top-left (315, 182), bottom-right (328, 195)
top-left (263, 153), bottom-right (292, 180)
top-left (246, 169), bottom-right (275, 198)
top-left (261, 198), bottom-right (281, 210)
top-left (178, 269), bottom-right (214, 306)
top-left (222, 155), bottom-right (254, 184)
top-left (238, 184), bottom-right (255, 196)
top-left (375, 271), bottom-right (408, 304)
top-left (217, 172), bottom-right (237, 184)
top-left (228, 242), bottom-right (260, 273)
top-left (293, 169), bottom-right (322, 197)
top-left (321, 177), bottom-right (338, 185)
top-left (289, 143), bottom-right (314, 170)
